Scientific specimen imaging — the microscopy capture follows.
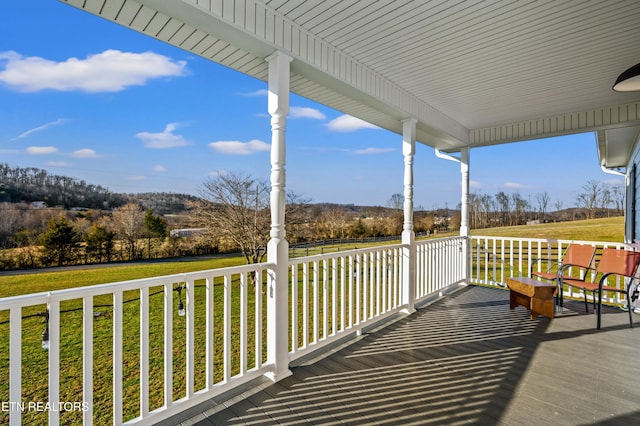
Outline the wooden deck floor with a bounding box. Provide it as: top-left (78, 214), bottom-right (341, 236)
top-left (161, 285), bottom-right (640, 425)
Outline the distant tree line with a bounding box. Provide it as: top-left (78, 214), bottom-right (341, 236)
top-left (0, 163), bottom-right (128, 209)
top-left (0, 164), bottom-right (625, 271)
top-left (127, 192), bottom-right (202, 216)
top-left (0, 202), bottom-right (179, 270)
top-left (0, 187), bottom-right (448, 271)
top-left (187, 172), bottom-right (451, 266)
top-left (467, 180), bottom-right (624, 229)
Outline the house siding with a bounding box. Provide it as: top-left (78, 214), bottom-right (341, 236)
top-left (627, 148), bottom-right (640, 244)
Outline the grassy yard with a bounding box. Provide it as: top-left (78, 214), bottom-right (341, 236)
top-left (0, 216), bottom-right (624, 424)
top-left (0, 257), bottom-right (246, 299)
top-left (469, 216), bottom-right (624, 242)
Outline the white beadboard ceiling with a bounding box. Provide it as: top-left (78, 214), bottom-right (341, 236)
top-left (61, 0), bottom-right (640, 166)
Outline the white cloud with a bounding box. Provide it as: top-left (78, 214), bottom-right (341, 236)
top-left (0, 50), bottom-right (186, 93)
top-left (290, 106), bottom-right (326, 120)
top-left (136, 123), bottom-right (190, 149)
top-left (11, 118), bottom-right (68, 141)
top-left (326, 114), bottom-right (380, 132)
top-left (503, 182), bottom-right (527, 189)
top-left (209, 139), bottom-right (270, 155)
top-left (238, 89), bottom-right (268, 97)
top-left (26, 146), bottom-right (58, 155)
top-left (353, 147), bottom-right (395, 155)
top-left (71, 148), bottom-right (100, 158)
top-left (470, 180), bottom-right (482, 188)
top-left (153, 165), bottom-right (166, 172)
top-left (127, 176), bottom-right (146, 181)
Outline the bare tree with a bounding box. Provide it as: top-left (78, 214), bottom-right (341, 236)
top-left (468, 193), bottom-right (493, 229)
top-left (495, 191), bottom-right (511, 226)
top-left (386, 193), bottom-right (404, 234)
top-left (511, 193), bottom-right (529, 225)
top-left (600, 185), bottom-right (612, 217)
top-left (610, 183), bottom-right (624, 215)
top-left (190, 172), bottom-right (312, 263)
top-left (315, 207), bottom-right (350, 239)
top-left (189, 172), bottom-right (270, 264)
top-left (535, 192), bottom-right (550, 220)
top-left (576, 180), bottom-right (602, 219)
top-left (111, 203), bottom-right (146, 260)
top-left (283, 191), bottom-right (313, 243)
top-left (387, 193), bottom-right (403, 210)
top-left (0, 203), bottom-right (20, 248)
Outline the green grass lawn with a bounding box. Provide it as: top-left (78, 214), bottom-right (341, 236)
top-left (0, 257), bottom-right (247, 299)
top-left (0, 216), bottom-right (624, 424)
top-left (469, 216), bottom-right (624, 242)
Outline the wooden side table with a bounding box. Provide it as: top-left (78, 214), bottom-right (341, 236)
top-left (506, 276), bottom-right (558, 319)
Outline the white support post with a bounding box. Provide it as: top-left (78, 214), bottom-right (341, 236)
top-left (435, 147), bottom-right (471, 285)
top-left (265, 50), bottom-right (293, 382)
top-left (9, 308), bottom-right (21, 426)
top-left (113, 292), bottom-right (123, 425)
top-left (48, 300), bottom-right (60, 426)
top-left (401, 118), bottom-right (417, 314)
top-left (460, 148), bottom-right (470, 284)
top-left (82, 296), bottom-right (94, 425)
top-left (460, 148), bottom-right (470, 237)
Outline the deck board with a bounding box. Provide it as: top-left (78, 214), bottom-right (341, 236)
top-left (160, 285), bottom-right (640, 425)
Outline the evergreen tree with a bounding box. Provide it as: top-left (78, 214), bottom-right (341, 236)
top-left (144, 209), bottom-right (168, 258)
top-left (85, 223), bottom-right (116, 263)
top-left (144, 208), bottom-right (168, 239)
top-left (40, 215), bottom-right (80, 266)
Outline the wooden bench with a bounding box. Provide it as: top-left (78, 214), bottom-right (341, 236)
top-left (506, 276), bottom-right (557, 319)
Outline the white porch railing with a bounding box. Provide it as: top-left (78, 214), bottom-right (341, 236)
top-left (287, 244), bottom-right (404, 362)
top-left (469, 236), bottom-right (634, 304)
top-left (4, 235), bottom-right (636, 425)
top-left (0, 263), bottom-right (273, 426)
top-left (0, 236), bottom-right (463, 425)
top-left (416, 236), bottom-right (467, 300)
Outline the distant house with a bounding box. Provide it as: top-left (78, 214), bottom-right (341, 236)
top-left (170, 228), bottom-right (207, 238)
top-left (30, 201), bottom-right (47, 209)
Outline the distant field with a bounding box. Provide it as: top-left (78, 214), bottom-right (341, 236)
top-left (469, 216), bottom-right (624, 242)
top-left (0, 257), bottom-right (246, 298)
top-left (0, 216), bottom-right (625, 299)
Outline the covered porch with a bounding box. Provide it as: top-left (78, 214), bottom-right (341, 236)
top-left (163, 284), bottom-right (640, 425)
top-left (4, 0), bottom-right (640, 424)
top-left (1, 236), bottom-right (638, 425)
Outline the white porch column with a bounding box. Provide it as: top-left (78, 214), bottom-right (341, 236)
top-left (460, 148), bottom-right (470, 284)
top-left (435, 147), bottom-right (471, 285)
top-left (265, 51), bottom-right (293, 382)
top-left (401, 119), bottom-right (417, 314)
top-left (459, 147), bottom-right (470, 237)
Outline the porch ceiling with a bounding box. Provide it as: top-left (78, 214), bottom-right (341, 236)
top-left (61, 0), bottom-right (640, 162)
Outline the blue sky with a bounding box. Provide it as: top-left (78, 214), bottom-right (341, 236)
top-left (0, 1), bottom-right (622, 210)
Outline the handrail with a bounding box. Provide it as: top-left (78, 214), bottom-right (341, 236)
top-left (468, 236), bottom-right (633, 304)
top-left (6, 234), bottom-right (603, 425)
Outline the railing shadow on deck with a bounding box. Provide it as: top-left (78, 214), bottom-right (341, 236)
top-left (166, 285), bottom-right (639, 425)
